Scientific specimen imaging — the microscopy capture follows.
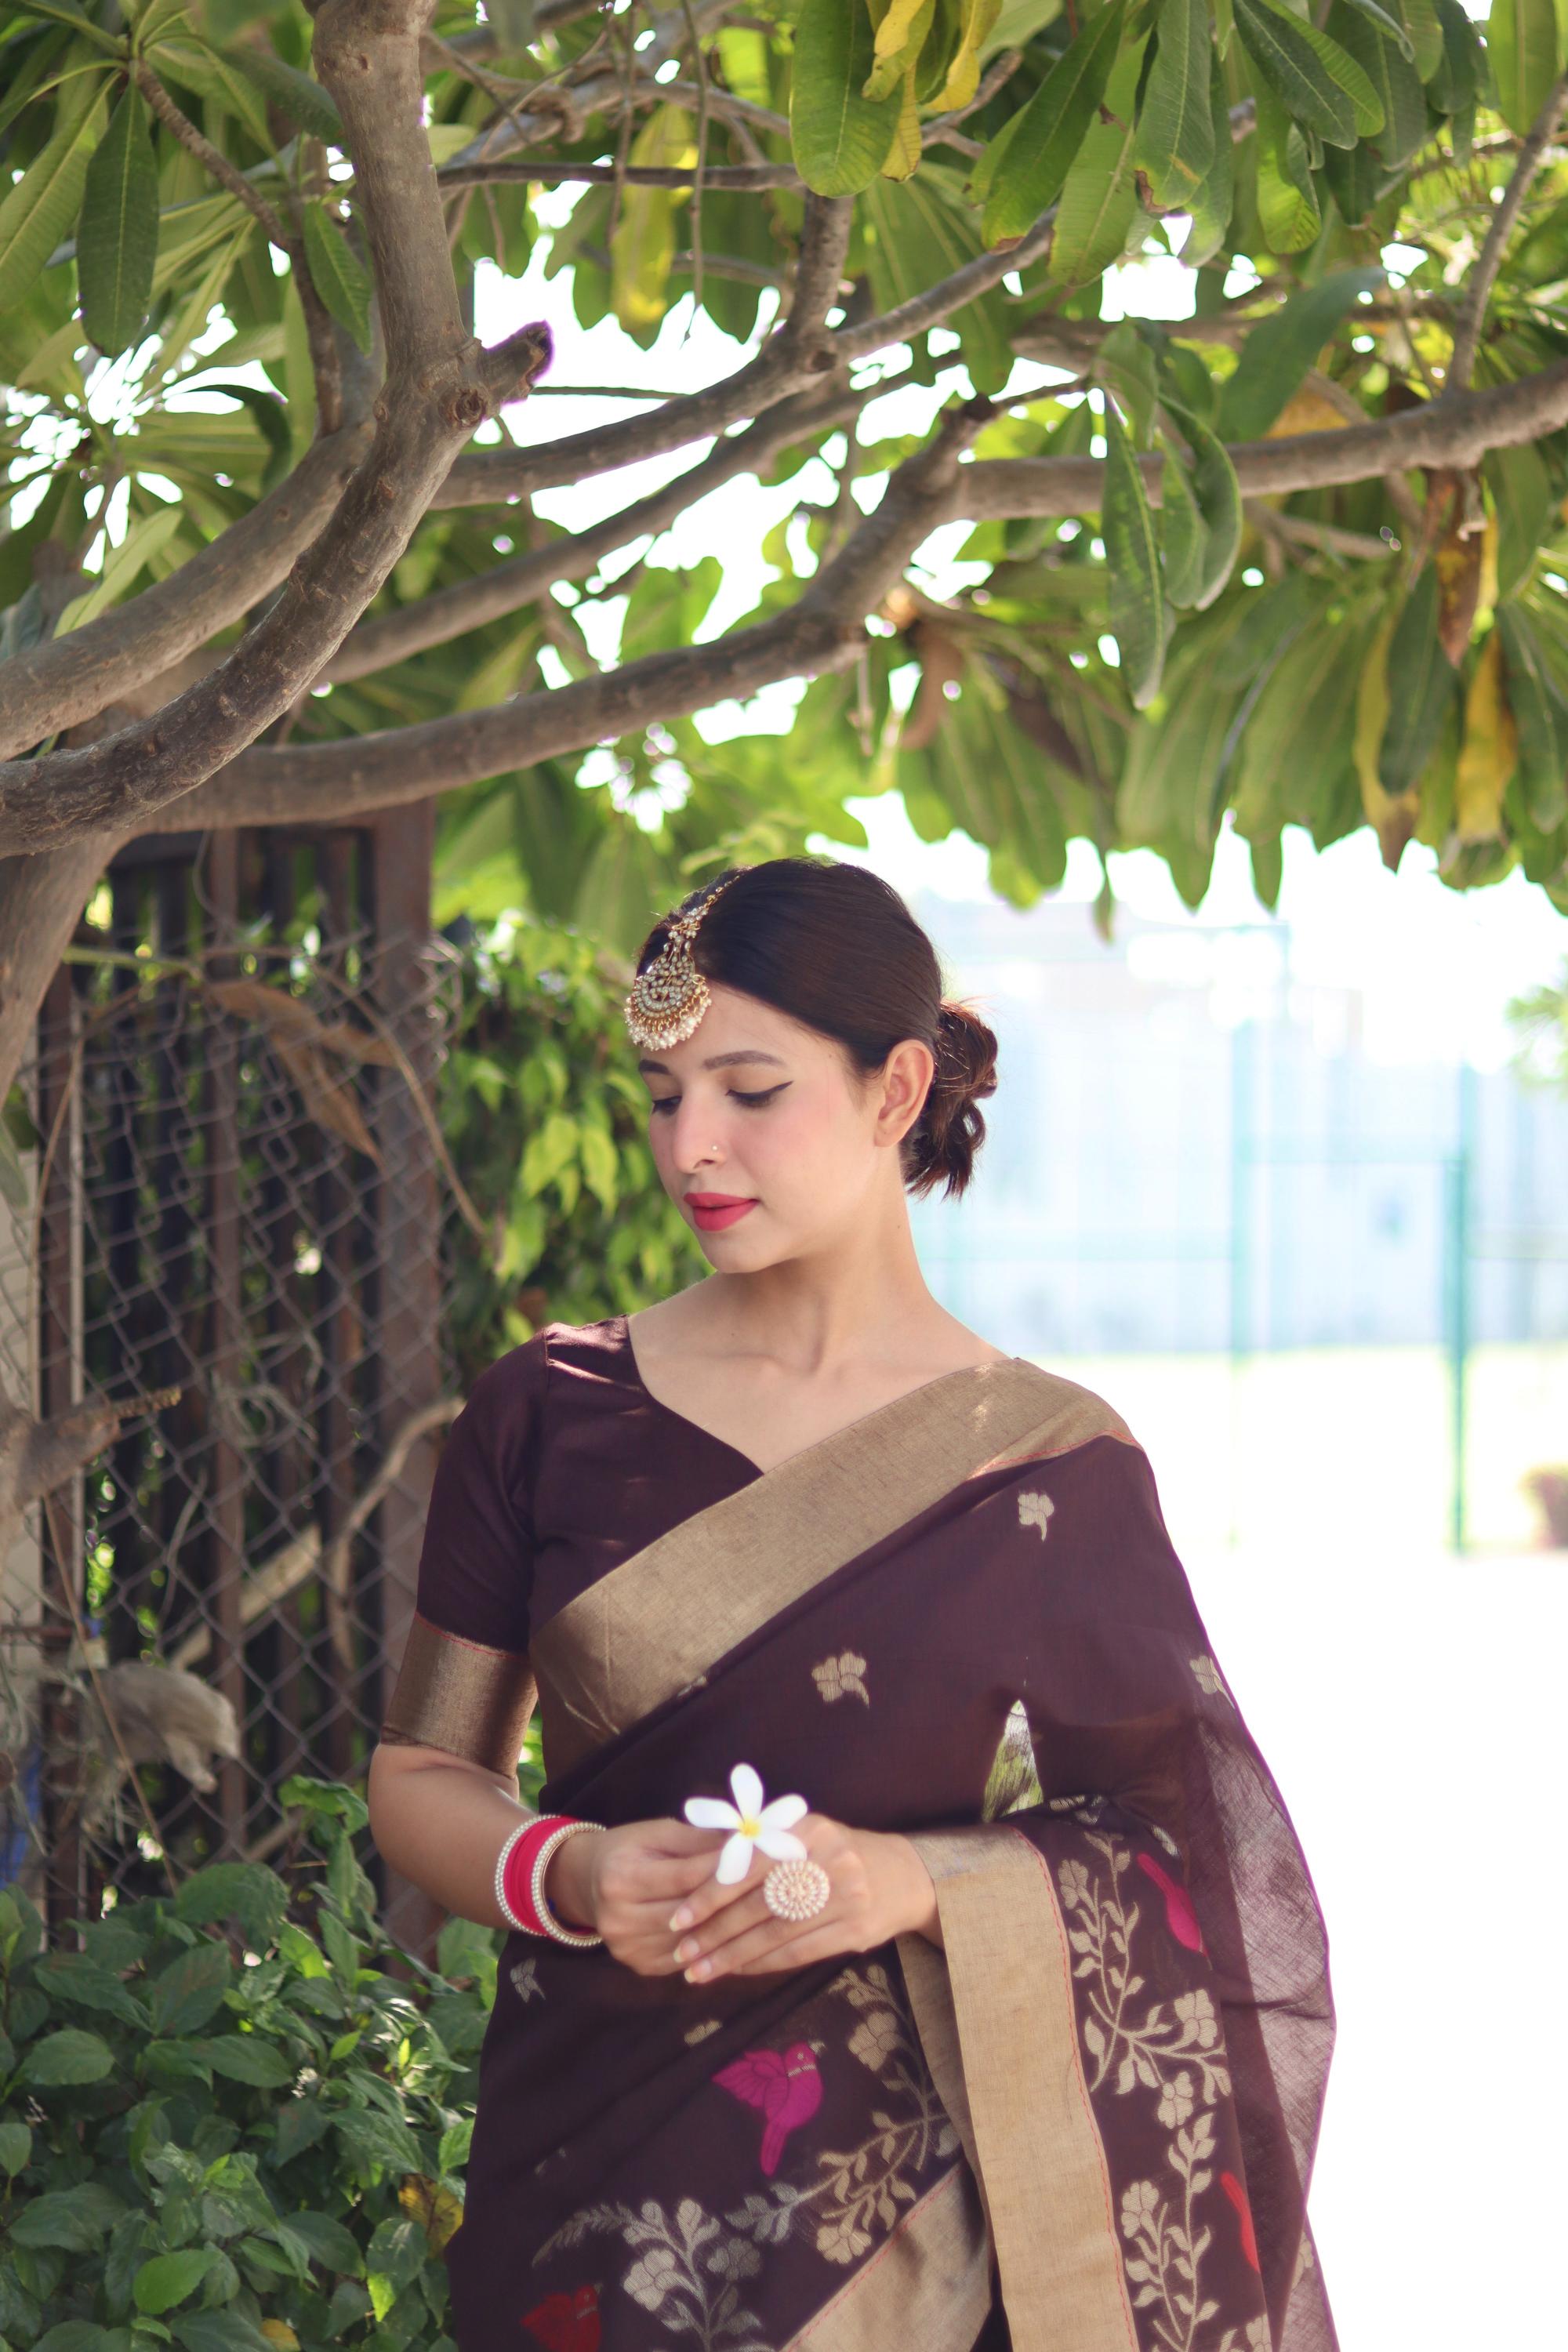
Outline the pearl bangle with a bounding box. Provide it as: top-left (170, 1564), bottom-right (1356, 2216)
top-left (494, 1816), bottom-right (605, 1947)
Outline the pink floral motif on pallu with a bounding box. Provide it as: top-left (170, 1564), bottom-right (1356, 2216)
top-left (528, 1960), bottom-right (967, 2347)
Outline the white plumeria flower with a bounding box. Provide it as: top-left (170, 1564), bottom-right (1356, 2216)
top-left (683, 1762), bottom-right (809, 1884)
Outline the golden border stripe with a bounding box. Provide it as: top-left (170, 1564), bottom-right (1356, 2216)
top-left (531, 1362), bottom-right (1136, 1770)
top-left (897, 1825), bottom-right (1141, 2352)
top-left (786, 2161), bottom-right (995, 2352)
top-left (380, 1613), bottom-right (536, 1775)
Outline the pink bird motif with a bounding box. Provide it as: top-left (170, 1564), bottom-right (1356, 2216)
top-left (712, 2041), bottom-right (824, 2176)
top-left (1136, 1850), bottom-right (1207, 1955)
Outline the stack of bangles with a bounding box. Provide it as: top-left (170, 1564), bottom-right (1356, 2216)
top-left (494, 1814), bottom-right (607, 1947)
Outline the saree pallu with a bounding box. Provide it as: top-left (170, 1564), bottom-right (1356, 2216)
top-left (394, 1359), bottom-right (1338, 2352)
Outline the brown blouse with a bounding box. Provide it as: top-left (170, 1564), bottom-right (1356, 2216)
top-left (405, 1312), bottom-right (764, 1672)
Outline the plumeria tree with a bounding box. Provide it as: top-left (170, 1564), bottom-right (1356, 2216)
top-left (3, 0), bottom-right (1568, 1112)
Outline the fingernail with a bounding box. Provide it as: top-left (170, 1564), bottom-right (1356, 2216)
top-left (685, 1958), bottom-right (712, 1981)
top-left (674, 1937), bottom-right (697, 1964)
top-left (670, 1906), bottom-right (693, 1932)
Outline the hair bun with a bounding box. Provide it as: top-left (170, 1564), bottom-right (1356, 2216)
top-left (908, 1000), bottom-right (998, 1199)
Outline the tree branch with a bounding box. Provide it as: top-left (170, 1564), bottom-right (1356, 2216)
top-left (132, 64), bottom-right (290, 249)
top-left (322, 370), bottom-right (880, 682)
top-left (0, 424), bottom-right (372, 764)
top-left (963, 360), bottom-right (1568, 517)
top-left (150, 400), bottom-right (996, 832)
top-left (0, 0), bottom-right (553, 858)
top-left (1446, 64), bottom-right (1568, 392)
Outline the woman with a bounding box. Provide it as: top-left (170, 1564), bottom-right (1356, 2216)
top-left (369, 857), bottom-right (1338, 2352)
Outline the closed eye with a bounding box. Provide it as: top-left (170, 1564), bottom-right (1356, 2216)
top-left (648, 1085), bottom-right (789, 1116)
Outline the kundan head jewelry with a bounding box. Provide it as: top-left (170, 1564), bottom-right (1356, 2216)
top-left (623, 872), bottom-right (743, 1051)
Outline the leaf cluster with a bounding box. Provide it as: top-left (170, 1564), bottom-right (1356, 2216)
top-left (0, 1778), bottom-right (506, 2352)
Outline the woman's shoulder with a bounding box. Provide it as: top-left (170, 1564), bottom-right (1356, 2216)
top-left (1008, 1355), bottom-right (1141, 1454)
top-left (463, 1315), bottom-right (623, 1410)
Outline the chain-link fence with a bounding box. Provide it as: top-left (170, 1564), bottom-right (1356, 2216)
top-left (0, 813), bottom-right (456, 1939)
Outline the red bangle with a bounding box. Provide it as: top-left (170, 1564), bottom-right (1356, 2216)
top-left (503, 1816), bottom-right (583, 1929)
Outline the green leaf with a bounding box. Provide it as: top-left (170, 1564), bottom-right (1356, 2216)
top-left (608, 107), bottom-right (693, 336)
top-left (5, 0), bottom-right (123, 51)
top-left (54, 502), bottom-right (183, 634)
top-left (282, 2210), bottom-right (362, 2274)
top-left (146, 37), bottom-right (272, 147)
top-left (862, 164), bottom-right (1015, 394)
top-left (36, 1951), bottom-right (148, 2027)
top-left (1231, 596), bottom-right (1370, 840)
top-left (147, 1943), bottom-right (232, 2037)
top-left (1325, 0), bottom-right (1428, 160)
top-left (1486, 0), bottom-right (1567, 130)
top-left (1486, 437), bottom-right (1553, 597)
top-left (220, 44), bottom-right (342, 141)
top-left (0, 80), bottom-right (107, 314)
top-left (789, 0), bottom-right (903, 194)
top-left (1217, 266), bottom-right (1384, 440)
top-left (1334, 0), bottom-right (1415, 55)
top-left (1162, 400), bottom-right (1242, 605)
top-left (1133, 0), bottom-right (1214, 206)
top-left (978, 1), bottom-right (1126, 241)
top-left (1048, 33), bottom-right (1148, 284)
top-left (33, 2326), bottom-right (114, 2352)
top-left (136, 2250), bottom-right (220, 2318)
top-left (1098, 319), bottom-right (1160, 444)
top-left (1396, 0), bottom-right (1445, 75)
top-left (170, 2312), bottom-right (275, 2352)
top-left (300, 200), bottom-right (372, 354)
top-left (1381, 564), bottom-right (1454, 793)
top-left (78, 78), bottom-right (158, 354)
top-left (1497, 603), bottom-right (1568, 826)
top-left (1322, 126), bottom-right (1387, 220)
top-left (1102, 396), bottom-right (1166, 706)
top-left (20, 2025), bottom-right (114, 2085)
top-left (333, 2105), bottom-right (424, 2176)
top-left (1233, 0), bottom-right (1383, 143)
top-left (1118, 605), bottom-right (1254, 896)
top-left (1160, 448), bottom-right (1208, 605)
top-left (175, 1862), bottom-right (289, 1949)
top-left (143, 2037), bottom-right (215, 2084)
top-left (1428, 0), bottom-right (1481, 111)
top-left (1250, 78), bottom-right (1323, 249)
top-left (11, 2183), bottom-right (125, 2249)
top-left (198, 2034), bottom-right (295, 2087)
top-left (1180, 46), bottom-right (1236, 262)
top-left (0, 2119), bottom-right (31, 2175)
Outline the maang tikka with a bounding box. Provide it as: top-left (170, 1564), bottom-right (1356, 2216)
top-left (623, 873), bottom-right (742, 1051)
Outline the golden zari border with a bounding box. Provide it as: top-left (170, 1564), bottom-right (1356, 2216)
top-left (529, 1359), bottom-right (1138, 1776)
top-left (896, 1827), bottom-right (1142, 2352)
top-left (785, 2160), bottom-right (996, 2351)
top-left (380, 1613), bottom-right (536, 1776)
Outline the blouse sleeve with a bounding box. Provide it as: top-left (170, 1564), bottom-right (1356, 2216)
top-left (379, 1330), bottom-right (548, 1776)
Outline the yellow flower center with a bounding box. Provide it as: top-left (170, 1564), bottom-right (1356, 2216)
top-left (738, 1814), bottom-right (760, 1837)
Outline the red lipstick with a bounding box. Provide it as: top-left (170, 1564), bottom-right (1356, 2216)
top-left (685, 1192), bottom-right (759, 1232)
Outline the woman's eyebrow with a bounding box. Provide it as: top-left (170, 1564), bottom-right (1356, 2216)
top-left (637, 1050), bottom-right (789, 1075)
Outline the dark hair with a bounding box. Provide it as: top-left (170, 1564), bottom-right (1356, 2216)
top-left (630, 857), bottom-right (998, 1201)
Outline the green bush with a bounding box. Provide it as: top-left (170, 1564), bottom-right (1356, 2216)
top-left (0, 1781), bottom-right (499, 2352)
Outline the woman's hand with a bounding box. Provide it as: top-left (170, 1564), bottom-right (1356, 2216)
top-left (543, 1816), bottom-right (757, 1975)
top-left (548, 1811), bottom-right (938, 1976)
top-left (663, 1812), bottom-right (938, 1980)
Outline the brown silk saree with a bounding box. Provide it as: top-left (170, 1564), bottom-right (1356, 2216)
top-left (382, 1323), bottom-right (1338, 2352)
